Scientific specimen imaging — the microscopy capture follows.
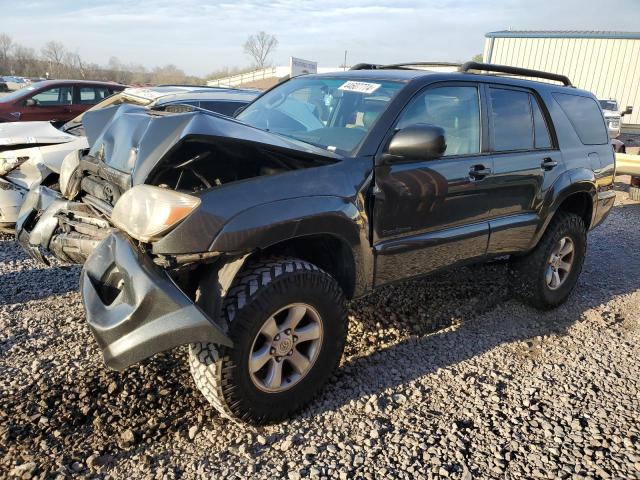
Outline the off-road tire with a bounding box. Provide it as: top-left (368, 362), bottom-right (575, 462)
top-left (510, 211), bottom-right (587, 310)
top-left (189, 257), bottom-right (347, 424)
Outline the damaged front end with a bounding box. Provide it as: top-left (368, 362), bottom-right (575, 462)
top-left (17, 103), bottom-right (338, 264)
top-left (16, 185), bottom-right (112, 264)
top-left (21, 103), bottom-right (341, 369)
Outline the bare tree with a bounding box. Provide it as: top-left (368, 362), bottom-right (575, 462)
top-left (65, 51), bottom-right (86, 79)
top-left (41, 41), bottom-right (66, 77)
top-left (151, 64), bottom-right (186, 84)
top-left (0, 33), bottom-right (13, 73)
top-left (243, 31), bottom-right (278, 69)
top-left (12, 45), bottom-right (39, 77)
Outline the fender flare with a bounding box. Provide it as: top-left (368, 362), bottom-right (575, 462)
top-left (209, 195), bottom-right (372, 297)
top-left (529, 168), bottom-right (597, 248)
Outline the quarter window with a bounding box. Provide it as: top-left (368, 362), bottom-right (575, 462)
top-left (489, 88), bottom-right (533, 151)
top-left (397, 86), bottom-right (481, 156)
top-left (553, 93), bottom-right (608, 145)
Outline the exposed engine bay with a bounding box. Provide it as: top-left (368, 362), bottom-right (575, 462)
top-left (18, 104), bottom-right (340, 264)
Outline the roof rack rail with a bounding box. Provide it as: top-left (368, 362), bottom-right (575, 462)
top-left (350, 62), bottom-right (461, 71)
top-left (350, 63), bottom-right (381, 70)
top-left (382, 62), bottom-right (461, 69)
top-left (459, 61), bottom-right (573, 86)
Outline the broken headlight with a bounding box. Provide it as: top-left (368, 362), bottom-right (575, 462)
top-left (111, 185), bottom-right (200, 242)
top-left (59, 150), bottom-right (81, 199)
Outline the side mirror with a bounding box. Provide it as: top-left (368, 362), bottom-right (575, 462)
top-left (382, 124), bottom-right (446, 163)
top-left (25, 98), bottom-right (37, 107)
top-left (622, 106), bottom-right (633, 116)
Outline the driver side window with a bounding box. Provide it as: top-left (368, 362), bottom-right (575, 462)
top-left (30, 87), bottom-right (73, 106)
top-left (397, 85), bottom-right (480, 156)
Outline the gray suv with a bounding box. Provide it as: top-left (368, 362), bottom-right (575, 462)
top-left (20, 62), bottom-right (615, 424)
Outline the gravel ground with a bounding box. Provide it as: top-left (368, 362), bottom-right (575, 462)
top-left (1, 186), bottom-right (639, 479)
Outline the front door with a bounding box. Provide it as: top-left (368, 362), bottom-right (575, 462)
top-left (372, 83), bottom-right (493, 286)
top-left (20, 86), bottom-right (74, 122)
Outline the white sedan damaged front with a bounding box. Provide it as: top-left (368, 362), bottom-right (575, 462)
top-left (0, 121), bottom-right (89, 228)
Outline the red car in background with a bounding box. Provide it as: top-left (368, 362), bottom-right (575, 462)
top-left (0, 80), bottom-right (125, 125)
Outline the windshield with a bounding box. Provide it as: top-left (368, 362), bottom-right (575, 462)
top-left (0, 86), bottom-right (34, 103)
top-left (237, 77), bottom-right (404, 154)
top-left (599, 100), bottom-right (618, 111)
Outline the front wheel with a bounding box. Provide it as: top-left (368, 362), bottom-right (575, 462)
top-left (189, 257), bottom-right (347, 424)
top-left (510, 211), bottom-right (587, 309)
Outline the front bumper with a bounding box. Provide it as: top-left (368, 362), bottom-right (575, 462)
top-left (81, 232), bottom-right (232, 371)
top-left (0, 178), bottom-right (27, 230)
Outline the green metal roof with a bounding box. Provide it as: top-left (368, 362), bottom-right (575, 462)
top-left (486, 30), bottom-right (640, 40)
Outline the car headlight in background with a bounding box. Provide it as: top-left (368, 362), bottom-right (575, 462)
top-left (59, 150), bottom-right (81, 199)
top-left (111, 185), bottom-right (201, 242)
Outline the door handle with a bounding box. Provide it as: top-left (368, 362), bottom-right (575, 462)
top-left (541, 157), bottom-right (558, 170)
top-left (469, 164), bottom-right (492, 180)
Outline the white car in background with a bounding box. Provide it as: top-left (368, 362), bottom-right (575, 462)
top-left (0, 76), bottom-right (28, 92)
top-left (0, 85), bottom-right (258, 231)
top-left (598, 99), bottom-right (633, 139)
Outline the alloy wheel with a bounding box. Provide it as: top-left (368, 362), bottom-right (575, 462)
top-left (545, 236), bottom-right (575, 290)
top-left (249, 303), bottom-right (324, 393)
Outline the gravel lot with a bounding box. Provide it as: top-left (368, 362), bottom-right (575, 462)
top-left (1, 185), bottom-right (639, 479)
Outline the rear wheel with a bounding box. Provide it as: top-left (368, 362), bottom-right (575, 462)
top-left (189, 257), bottom-right (347, 424)
top-left (510, 211), bottom-right (586, 309)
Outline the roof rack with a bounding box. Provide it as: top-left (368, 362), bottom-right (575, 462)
top-left (350, 62), bottom-right (461, 71)
top-left (459, 61), bottom-right (573, 86)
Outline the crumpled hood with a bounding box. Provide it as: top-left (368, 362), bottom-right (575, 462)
top-left (82, 104), bottom-right (341, 185)
top-left (0, 121), bottom-right (75, 148)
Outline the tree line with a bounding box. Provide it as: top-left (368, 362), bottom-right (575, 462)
top-left (0, 30), bottom-right (279, 85)
top-left (0, 33), bottom-right (206, 85)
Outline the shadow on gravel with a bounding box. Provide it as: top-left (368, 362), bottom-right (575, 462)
top-left (307, 201), bottom-right (640, 416)
top-left (0, 265), bottom-right (80, 305)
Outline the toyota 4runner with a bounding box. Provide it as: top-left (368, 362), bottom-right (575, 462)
top-left (29, 62), bottom-right (616, 424)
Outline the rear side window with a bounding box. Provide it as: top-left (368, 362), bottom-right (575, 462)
top-left (553, 93), bottom-right (608, 145)
top-left (78, 87), bottom-right (111, 104)
top-left (489, 88), bottom-right (533, 151)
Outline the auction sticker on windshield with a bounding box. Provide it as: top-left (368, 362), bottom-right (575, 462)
top-left (338, 81), bottom-right (381, 94)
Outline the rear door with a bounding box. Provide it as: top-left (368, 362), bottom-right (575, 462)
top-left (20, 85), bottom-right (74, 122)
top-left (71, 85), bottom-right (112, 117)
top-left (482, 85), bottom-right (562, 254)
top-left (372, 82), bottom-right (493, 286)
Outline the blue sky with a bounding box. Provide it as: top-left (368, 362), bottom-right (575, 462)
top-left (1, 0), bottom-right (639, 76)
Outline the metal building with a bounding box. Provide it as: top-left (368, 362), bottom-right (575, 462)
top-left (483, 30), bottom-right (640, 133)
